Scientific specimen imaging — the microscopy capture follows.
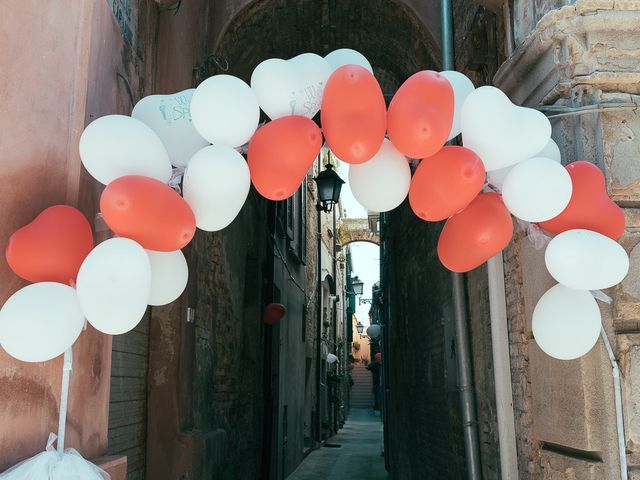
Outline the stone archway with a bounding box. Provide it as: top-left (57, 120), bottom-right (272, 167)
top-left (339, 218), bottom-right (380, 246)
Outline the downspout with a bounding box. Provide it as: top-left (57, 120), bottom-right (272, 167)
top-left (487, 253), bottom-right (519, 479)
top-left (441, 1), bottom-right (482, 479)
top-left (315, 155), bottom-right (323, 445)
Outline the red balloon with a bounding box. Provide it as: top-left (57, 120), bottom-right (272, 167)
top-left (101, 175), bottom-right (195, 251)
top-left (375, 352), bottom-right (382, 362)
top-left (539, 161), bottom-right (625, 240)
top-left (387, 71), bottom-right (454, 159)
top-left (347, 363), bottom-right (355, 371)
top-left (409, 146), bottom-right (485, 221)
top-left (321, 65), bottom-right (386, 164)
top-left (263, 303), bottom-right (286, 325)
top-left (6, 205), bottom-right (93, 285)
top-left (248, 116), bottom-right (322, 200)
top-left (438, 193), bottom-right (513, 272)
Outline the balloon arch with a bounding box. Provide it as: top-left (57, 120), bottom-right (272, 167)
top-left (0, 48), bottom-right (629, 461)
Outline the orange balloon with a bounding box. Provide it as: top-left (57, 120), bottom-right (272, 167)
top-left (248, 116), bottom-right (322, 200)
top-left (375, 352), bottom-right (382, 362)
top-left (409, 146), bottom-right (485, 221)
top-left (101, 175), bottom-right (195, 251)
top-left (387, 71), bottom-right (454, 159)
top-left (438, 192), bottom-right (513, 272)
top-left (321, 65), bottom-right (386, 164)
top-left (539, 161), bottom-right (625, 240)
top-left (263, 303), bottom-right (286, 325)
top-left (6, 205), bottom-right (93, 285)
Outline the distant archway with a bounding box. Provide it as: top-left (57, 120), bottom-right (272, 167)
top-left (339, 218), bottom-right (379, 246)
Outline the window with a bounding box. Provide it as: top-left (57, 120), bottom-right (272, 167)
top-left (277, 179), bottom-right (308, 264)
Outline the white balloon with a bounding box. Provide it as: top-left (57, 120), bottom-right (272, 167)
top-left (488, 138), bottom-right (562, 189)
top-left (132, 89), bottom-right (209, 167)
top-left (349, 139), bottom-right (411, 213)
top-left (502, 157), bottom-right (572, 222)
top-left (183, 145), bottom-right (250, 231)
top-left (191, 75), bottom-right (260, 147)
top-left (324, 48), bottom-right (373, 73)
top-left (461, 86), bottom-right (551, 171)
top-left (76, 238), bottom-right (151, 335)
top-left (532, 284), bottom-right (601, 360)
top-left (439, 71), bottom-right (475, 141)
top-left (251, 53), bottom-right (331, 120)
top-left (79, 115), bottom-right (172, 185)
top-left (327, 353), bottom-right (338, 364)
top-left (147, 250), bottom-right (189, 306)
top-left (366, 324), bottom-right (381, 339)
top-left (0, 283), bottom-right (84, 363)
top-left (545, 229), bottom-right (629, 290)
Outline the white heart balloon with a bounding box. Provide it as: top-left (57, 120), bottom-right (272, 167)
top-left (251, 53), bottom-right (331, 120)
top-left (545, 229), bottom-right (629, 290)
top-left (183, 145), bottom-right (250, 231)
top-left (327, 353), bottom-right (338, 364)
top-left (439, 71), bottom-right (475, 141)
top-left (366, 324), bottom-right (381, 339)
top-left (461, 86), bottom-right (551, 171)
top-left (532, 284), bottom-right (601, 360)
top-left (349, 139), bottom-right (411, 213)
top-left (79, 115), bottom-right (172, 185)
top-left (501, 157), bottom-right (572, 222)
top-left (324, 48), bottom-right (373, 73)
top-left (132, 89), bottom-right (209, 168)
top-left (147, 249), bottom-right (189, 306)
top-left (191, 75), bottom-right (260, 147)
top-left (76, 238), bottom-right (151, 335)
top-left (488, 138), bottom-right (562, 189)
top-left (0, 282), bottom-right (85, 363)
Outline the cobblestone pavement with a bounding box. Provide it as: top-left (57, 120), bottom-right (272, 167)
top-left (286, 409), bottom-right (388, 480)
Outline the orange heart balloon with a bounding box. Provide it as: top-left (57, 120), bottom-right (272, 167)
top-left (6, 205), bottom-right (93, 285)
top-left (101, 175), bottom-right (196, 251)
top-left (248, 116), bottom-right (322, 200)
top-left (321, 65), bottom-right (386, 164)
top-left (438, 192), bottom-right (513, 272)
top-left (539, 161), bottom-right (625, 240)
top-left (387, 71), bottom-right (454, 159)
top-left (409, 146), bottom-right (485, 222)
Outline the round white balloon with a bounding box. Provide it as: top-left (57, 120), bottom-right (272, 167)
top-left (191, 75), bottom-right (260, 147)
top-left (439, 71), bottom-right (475, 141)
top-left (349, 139), bottom-right (411, 213)
top-left (366, 324), bottom-right (381, 339)
top-left (183, 145), bottom-right (251, 231)
top-left (324, 48), bottom-right (373, 73)
top-left (0, 283), bottom-right (85, 363)
top-left (251, 53), bottom-right (331, 120)
top-left (545, 229), bottom-right (629, 290)
top-left (79, 115), bottom-right (172, 185)
top-left (76, 238), bottom-right (151, 335)
top-left (461, 86), bottom-right (551, 171)
top-left (532, 284), bottom-right (601, 360)
top-left (488, 138), bottom-right (562, 189)
top-left (132, 89), bottom-right (209, 167)
top-left (501, 157), bottom-right (572, 222)
top-left (147, 250), bottom-right (189, 306)
top-left (327, 353), bottom-right (338, 364)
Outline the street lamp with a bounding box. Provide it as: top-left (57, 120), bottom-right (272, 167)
top-left (351, 276), bottom-right (364, 296)
top-left (313, 163), bottom-right (344, 212)
top-left (356, 321), bottom-right (364, 335)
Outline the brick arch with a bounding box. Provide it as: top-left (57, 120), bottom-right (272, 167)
top-left (339, 218), bottom-right (379, 246)
top-left (210, 0), bottom-right (441, 93)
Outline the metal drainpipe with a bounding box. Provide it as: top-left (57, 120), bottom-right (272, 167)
top-left (441, 1), bottom-right (482, 479)
top-left (315, 155), bottom-right (323, 445)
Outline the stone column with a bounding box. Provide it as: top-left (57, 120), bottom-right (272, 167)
top-left (494, 2), bottom-right (640, 478)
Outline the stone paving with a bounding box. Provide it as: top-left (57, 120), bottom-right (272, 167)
top-left (286, 409), bottom-right (388, 480)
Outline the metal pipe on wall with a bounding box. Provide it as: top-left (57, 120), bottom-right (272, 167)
top-left (315, 155), bottom-right (323, 445)
top-left (440, 1), bottom-right (483, 479)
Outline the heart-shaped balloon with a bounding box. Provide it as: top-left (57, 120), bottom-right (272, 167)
top-left (439, 71), bottom-right (475, 141)
top-left (321, 65), bottom-right (386, 164)
top-left (324, 48), bottom-right (373, 73)
top-left (438, 192), bottom-right (513, 272)
top-left (387, 71), bottom-right (455, 159)
top-left (251, 53), bottom-right (331, 120)
top-left (101, 175), bottom-right (196, 251)
top-left (248, 116), bottom-right (322, 200)
top-left (487, 138), bottom-right (561, 189)
top-left (461, 86), bottom-right (551, 172)
top-left (6, 205), bottom-right (93, 285)
top-left (539, 161), bottom-right (625, 240)
top-left (131, 89), bottom-right (209, 168)
top-left (409, 146), bottom-right (485, 222)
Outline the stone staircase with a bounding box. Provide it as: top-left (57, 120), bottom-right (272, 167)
top-left (350, 363), bottom-right (374, 408)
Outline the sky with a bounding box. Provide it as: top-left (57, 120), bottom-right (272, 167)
top-left (336, 161), bottom-right (380, 327)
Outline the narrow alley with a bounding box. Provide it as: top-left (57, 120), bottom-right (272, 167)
top-left (287, 409), bottom-right (387, 480)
